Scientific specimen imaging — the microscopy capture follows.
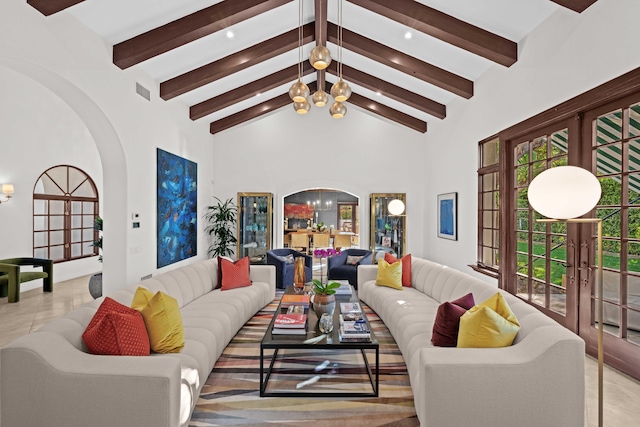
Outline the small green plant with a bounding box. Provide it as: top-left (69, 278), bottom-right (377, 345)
top-left (312, 279), bottom-right (340, 295)
top-left (92, 216), bottom-right (103, 262)
top-left (204, 197), bottom-right (237, 258)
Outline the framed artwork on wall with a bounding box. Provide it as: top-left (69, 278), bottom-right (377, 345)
top-left (437, 192), bottom-right (457, 240)
top-left (157, 148), bottom-right (198, 268)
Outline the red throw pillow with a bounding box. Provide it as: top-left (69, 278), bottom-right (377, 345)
top-left (216, 256), bottom-right (234, 289)
top-left (220, 256), bottom-right (252, 290)
top-left (384, 253), bottom-right (412, 287)
top-left (82, 297), bottom-right (150, 356)
top-left (431, 293), bottom-right (476, 347)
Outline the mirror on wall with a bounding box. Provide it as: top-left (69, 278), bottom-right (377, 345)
top-left (370, 193), bottom-right (406, 263)
top-left (283, 189), bottom-right (359, 252)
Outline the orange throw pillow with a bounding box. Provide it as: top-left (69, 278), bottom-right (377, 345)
top-left (220, 256), bottom-right (252, 290)
top-left (384, 253), bottom-right (412, 287)
top-left (82, 297), bottom-right (150, 356)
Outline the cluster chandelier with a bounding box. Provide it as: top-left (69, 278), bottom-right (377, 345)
top-left (289, 0), bottom-right (351, 119)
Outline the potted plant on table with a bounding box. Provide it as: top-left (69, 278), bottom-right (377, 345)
top-left (204, 197), bottom-right (237, 258)
top-left (311, 279), bottom-right (340, 317)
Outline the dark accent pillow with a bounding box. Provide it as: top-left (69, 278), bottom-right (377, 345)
top-left (216, 256), bottom-right (234, 289)
top-left (431, 293), bottom-right (476, 347)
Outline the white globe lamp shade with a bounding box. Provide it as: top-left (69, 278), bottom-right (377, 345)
top-left (388, 199), bottom-right (405, 216)
top-left (527, 166), bottom-right (601, 219)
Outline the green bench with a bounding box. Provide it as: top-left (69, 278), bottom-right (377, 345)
top-left (0, 258), bottom-right (53, 303)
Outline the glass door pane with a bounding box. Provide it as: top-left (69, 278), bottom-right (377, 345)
top-left (237, 193), bottom-right (272, 264)
top-left (370, 194), bottom-right (406, 263)
top-left (513, 129), bottom-right (571, 320)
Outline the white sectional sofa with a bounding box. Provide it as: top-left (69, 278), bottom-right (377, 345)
top-left (0, 258), bottom-right (275, 427)
top-left (358, 256), bottom-right (585, 427)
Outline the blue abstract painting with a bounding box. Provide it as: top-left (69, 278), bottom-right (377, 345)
top-left (437, 192), bottom-right (457, 240)
top-left (157, 148), bottom-right (197, 268)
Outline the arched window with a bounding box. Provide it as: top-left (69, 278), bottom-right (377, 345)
top-left (33, 165), bottom-right (99, 262)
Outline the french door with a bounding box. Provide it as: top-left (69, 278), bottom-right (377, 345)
top-left (580, 94), bottom-right (640, 378)
top-left (505, 93), bottom-right (640, 378)
top-left (509, 122), bottom-right (579, 330)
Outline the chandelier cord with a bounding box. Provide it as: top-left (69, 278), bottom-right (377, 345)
top-left (298, 0), bottom-right (303, 81)
top-left (338, 0), bottom-right (343, 80)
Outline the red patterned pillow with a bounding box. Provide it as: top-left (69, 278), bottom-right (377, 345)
top-left (82, 297), bottom-right (150, 356)
top-left (220, 256), bottom-right (252, 290)
top-left (384, 253), bottom-right (412, 287)
top-left (431, 293), bottom-right (476, 347)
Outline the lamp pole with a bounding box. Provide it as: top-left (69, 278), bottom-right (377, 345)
top-left (538, 217), bottom-right (603, 427)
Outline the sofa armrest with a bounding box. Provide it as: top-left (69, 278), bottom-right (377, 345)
top-left (250, 265), bottom-right (276, 290)
top-left (357, 265), bottom-right (378, 288)
top-left (1, 332), bottom-right (182, 427)
top-left (416, 326), bottom-right (585, 427)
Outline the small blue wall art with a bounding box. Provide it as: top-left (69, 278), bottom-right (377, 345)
top-left (437, 192), bottom-right (457, 240)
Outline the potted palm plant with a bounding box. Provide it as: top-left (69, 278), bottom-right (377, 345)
top-left (204, 197), bottom-right (237, 258)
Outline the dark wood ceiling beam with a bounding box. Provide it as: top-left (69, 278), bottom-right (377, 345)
top-left (210, 82), bottom-right (318, 135)
top-left (326, 62), bottom-right (445, 119)
top-left (322, 82), bottom-right (426, 133)
top-left (550, 0), bottom-right (598, 12)
top-left (314, 0), bottom-right (329, 46)
top-left (27, 0), bottom-right (84, 16)
top-left (191, 62), bottom-right (314, 120)
top-left (161, 22), bottom-right (315, 100)
top-left (347, 0), bottom-right (517, 67)
top-left (113, 0), bottom-right (292, 69)
top-left (327, 23), bottom-right (473, 99)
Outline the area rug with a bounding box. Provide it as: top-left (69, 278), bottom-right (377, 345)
top-left (189, 293), bottom-right (418, 427)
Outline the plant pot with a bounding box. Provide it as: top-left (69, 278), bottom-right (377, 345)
top-left (88, 272), bottom-right (102, 299)
top-left (312, 293), bottom-right (336, 318)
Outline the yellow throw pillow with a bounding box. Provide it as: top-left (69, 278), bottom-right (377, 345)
top-left (457, 292), bottom-right (520, 348)
top-left (375, 259), bottom-right (403, 290)
top-left (131, 287), bottom-right (184, 354)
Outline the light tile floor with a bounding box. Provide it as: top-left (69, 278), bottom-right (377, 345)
top-left (1, 274), bottom-right (639, 426)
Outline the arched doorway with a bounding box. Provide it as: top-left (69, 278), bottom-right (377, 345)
top-left (0, 58), bottom-right (128, 293)
top-left (283, 188), bottom-right (359, 252)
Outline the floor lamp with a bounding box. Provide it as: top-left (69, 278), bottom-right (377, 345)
top-left (527, 165), bottom-right (603, 427)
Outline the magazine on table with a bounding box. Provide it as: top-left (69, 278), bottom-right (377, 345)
top-left (272, 327), bottom-right (307, 335)
top-left (281, 294), bottom-right (310, 308)
top-left (339, 302), bottom-right (362, 314)
top-left (332, 281), bottom-right (353, 295)
top-left (274, 313), bottom-right (307, 329)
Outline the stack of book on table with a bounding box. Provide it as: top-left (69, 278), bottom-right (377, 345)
top-left (338, 302), bottom-right (371, 342)
top-left (272, 313), bottom-right (307, 335)
top-left (332, 280), bottom-right (353, 296)
top-left (280, 294), bottom-right (310, 308)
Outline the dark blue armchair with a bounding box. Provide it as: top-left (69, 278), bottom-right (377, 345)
top-left (266, 248), bottom-right (313, 289)
top-left (327, 248), bottom-right (372, 289)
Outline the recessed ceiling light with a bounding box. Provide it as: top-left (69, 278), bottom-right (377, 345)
top-left (376, 92), bottom-right (382, 97)
top-left (226, 30), bottom-right (234, 39)
top-left (404, 31), bottom-right (412, 40)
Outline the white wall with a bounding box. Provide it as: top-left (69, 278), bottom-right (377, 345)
top-left (211, 104), bottom-right (427, 257)
top-left (0, 0), bottom-right (214, 295)
top-left (0, 66), bottom-right (103, 289)
top-left (423, 0), bottom-right (640, 281)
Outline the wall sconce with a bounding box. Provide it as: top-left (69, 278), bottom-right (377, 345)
top-left (0, 184), bottom-right (14, 204)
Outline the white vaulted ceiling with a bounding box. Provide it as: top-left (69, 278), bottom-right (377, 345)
top-left (28, 0), bottom-right (598, 134)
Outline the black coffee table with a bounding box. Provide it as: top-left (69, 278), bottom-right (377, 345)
top-left (259, 286), bottom-right (379, 397)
